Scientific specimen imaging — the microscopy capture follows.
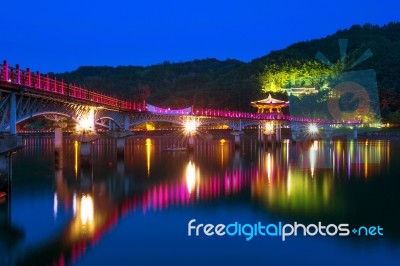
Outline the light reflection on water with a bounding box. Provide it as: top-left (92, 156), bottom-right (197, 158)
top-left (1, 137), bottom-right (399, 265)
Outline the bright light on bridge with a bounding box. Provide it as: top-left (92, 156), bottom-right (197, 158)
top-left (77, 117), bottom-right (92, 132)
top-left (308, 123), bottom-right (319, 134)
top-left (184, 119), bottom-right (197, 135)
top-left (77, 108), bottom-right (95, 132)
top-left (264, 122), bottom-right (274, 135)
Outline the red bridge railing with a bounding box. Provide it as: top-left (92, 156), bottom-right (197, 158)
top-left (0, 60), bottom-right (146, 111)
top-left (191, 107), bottom-right (360, 123)
top-left (187, 107), bottom-right (344, 123)
top-left (192, 107), bottom-right (291, 120)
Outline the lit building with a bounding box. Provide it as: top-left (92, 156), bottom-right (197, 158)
top-left (281, 87), bottom-right (318, 96)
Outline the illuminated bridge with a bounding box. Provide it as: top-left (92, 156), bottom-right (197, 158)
top-left (0, 60), bottom-right (359, 136)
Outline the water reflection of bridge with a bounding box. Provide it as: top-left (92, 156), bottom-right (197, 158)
top-left (1, 138), bottom-right (391, 265)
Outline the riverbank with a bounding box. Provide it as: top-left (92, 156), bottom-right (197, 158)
top-left (14, 127), bottom-right (400, 141)
top-left (359, 126), bottom-right (400, 140)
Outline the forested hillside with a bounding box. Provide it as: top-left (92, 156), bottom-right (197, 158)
top-left (54, 22), bottom-right (400, 122)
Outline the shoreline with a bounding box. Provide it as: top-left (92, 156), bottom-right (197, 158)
top-left (359, 132), bottom-right (400, 140)
top-left (13, 129), bottom-right (400, 141)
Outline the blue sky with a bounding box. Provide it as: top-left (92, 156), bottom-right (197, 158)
top-left (2, 0), bottom-right (399, 73)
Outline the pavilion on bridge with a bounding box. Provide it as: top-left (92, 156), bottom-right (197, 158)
top-left (250, 94), bottom-right (289, 113)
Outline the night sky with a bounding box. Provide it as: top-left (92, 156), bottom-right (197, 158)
top-left (2, 0), bottom-right (399, 73)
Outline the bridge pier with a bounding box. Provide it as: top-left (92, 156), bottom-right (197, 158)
top-left (108, 120), bottom-right (115, 131)
top-left (108, 131), bottom-right (134, 158)
top-left (124, 114), bottom-right (130, 131)
top-left (353, 129), bottom-right (358, 139)
top-left (0, 135), bottom-right (23, 203)
top-left (78, 141), bottom-right (97, 167)
top-left (346, 128), bottom-right (358, 141)
top-left (323, 126), bottom-right (333, 141)
top-left (80, 142), bottom-right (91, 159)
top-left (10, 93), bottom-right (17, 135)
top-left (78, 137), bottom-right (97, 166)
top-left (187, 135), bottom-right (195, 151)
top-left (274, 123), bottom-right (283, 147)
top-left (71, 132), bottom-right (100, 166)
top-left (231, 131), bottom-right (244, 149)
top-left (275, 124), bottom-right (282, 141)
top-left (290, 124), bottom-right (300, 144)
top-left (54, 128), bottom-right (63, 150)
top-left (257, 125), bottom-right (264, 145)
top-left (234, 135), bottom-right (240, 148)
top-left (117, 138), bottom-right (125, 158)
top-left (265, 133), bottom-right (274, 149)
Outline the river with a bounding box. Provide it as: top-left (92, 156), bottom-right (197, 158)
top-left (1, 136), bottom-right (399, 265)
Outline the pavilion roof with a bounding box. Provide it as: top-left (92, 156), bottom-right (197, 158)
top-left (250, 94), bottom-right (289, 106)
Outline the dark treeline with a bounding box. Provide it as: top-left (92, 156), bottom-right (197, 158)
top-left (53, 22), bottom-right (400, 121)
top-left (54, 59), bottom-right (262, 111)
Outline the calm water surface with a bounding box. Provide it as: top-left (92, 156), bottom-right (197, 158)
top-left (1, 136), bottom-right (400, 266)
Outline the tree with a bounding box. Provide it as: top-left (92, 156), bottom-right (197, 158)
top-left (259, 60), bottom-right (336, 93)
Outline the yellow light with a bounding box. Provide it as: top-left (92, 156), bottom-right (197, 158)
top-left (308, 124), bottom-right (318, 134)
top-left (186, 161), bottom-right (196, 193)
top-left (310, 144), bottom-right (316, 177)
top-left (145, 138), bottom-right (152, 177)
top-left (74, 140), bottom-right (78, 178)
top-left (220, 139), bottom-right (226, 167)
top-left (80, 194), bottom-right (93, 224)
top-left (185, 161), bottom-right (200, 194)
top-left (266, 152), bottom-right (272, 183)
top-left (146, 123), bottom-right (155, 131)
top-left (287, 167), bottom-right (292, 196)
